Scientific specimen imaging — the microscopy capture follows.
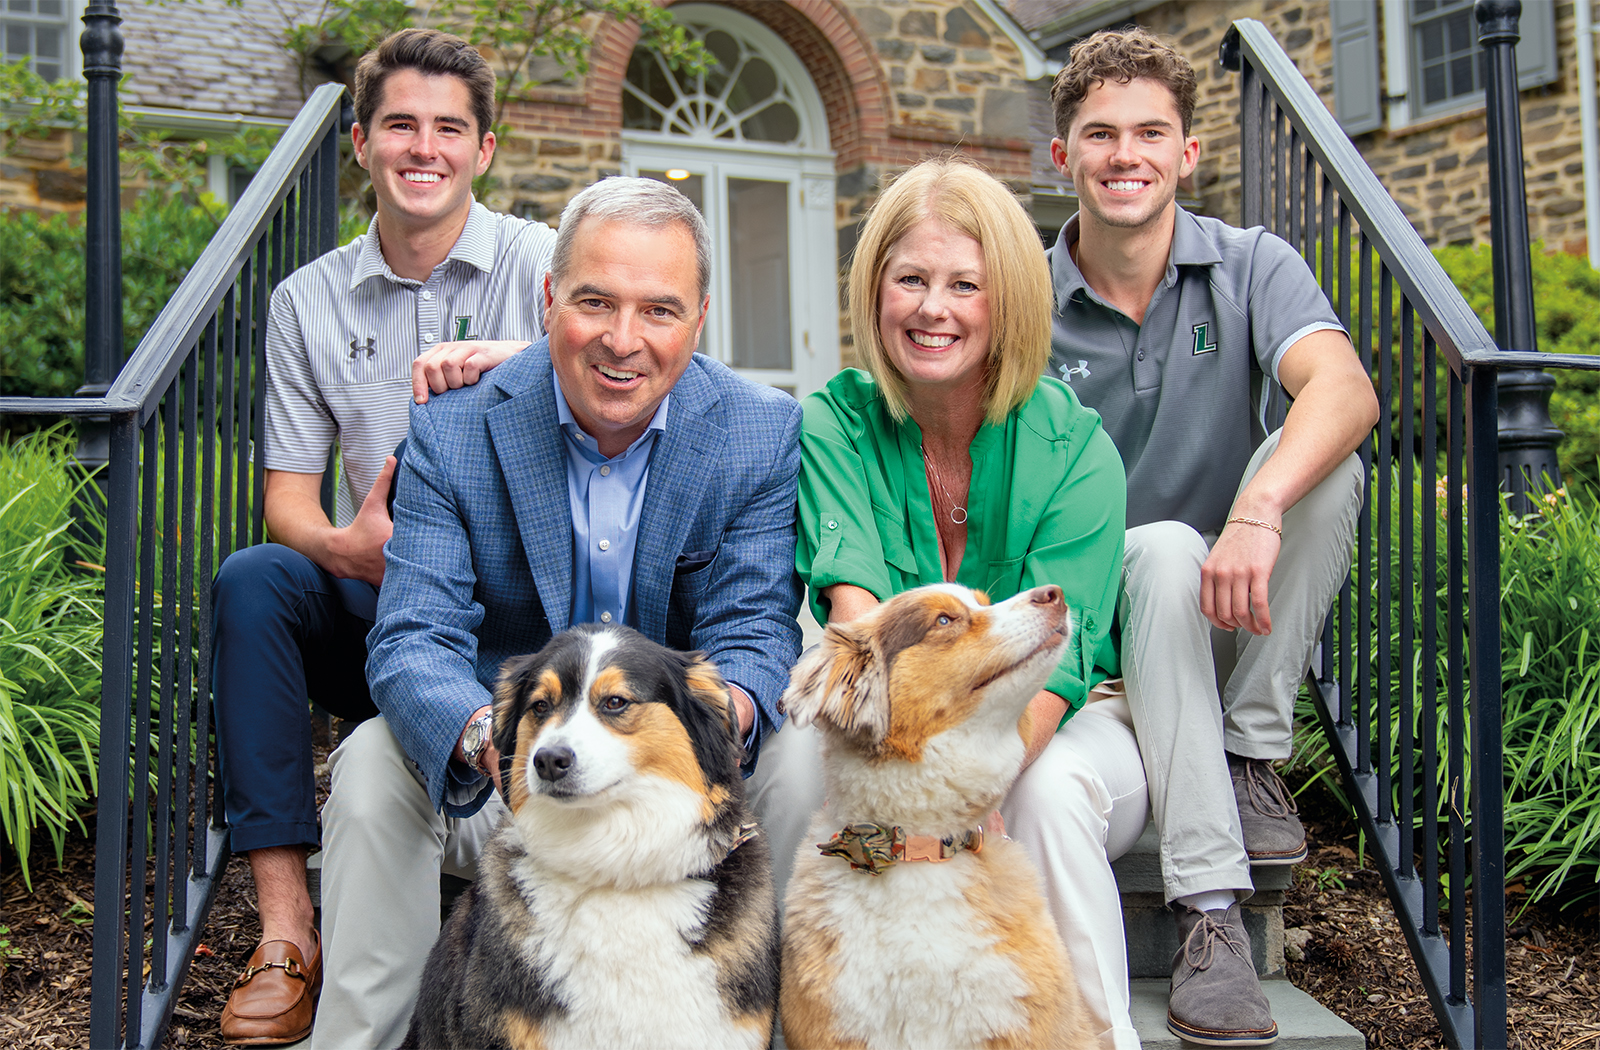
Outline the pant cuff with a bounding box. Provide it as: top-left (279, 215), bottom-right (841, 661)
top-left (228, 821), bottom-right (321, 854)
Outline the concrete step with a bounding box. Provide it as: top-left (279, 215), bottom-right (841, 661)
top-left (1131, 978), bottom-right (1365, 1049)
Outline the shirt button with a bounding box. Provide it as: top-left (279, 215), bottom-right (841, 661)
top-left (420, 290), bottom-right (434, 300)
top-left (599, 465), bottom-right (611, 477)
top-left (598, 539), bottom-right (611, 551)
top-left (600, 611), bottom-right (613, 623)
top-left (827, 520), bottom-right (838, 530)
top-left (1137, 351), bottom-right (1146, 360)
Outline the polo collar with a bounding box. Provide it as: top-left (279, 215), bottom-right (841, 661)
top-left (348, 200), bottom-right (498, 291)
top-left (1051, 206), bottom-right (1225, 312)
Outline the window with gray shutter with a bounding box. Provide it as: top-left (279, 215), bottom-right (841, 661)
top-left (1410, 0), bottom-right (1558, 119)
top-left (1, 0), bottom-right (69, 82)
top-left (1333, 1), bottom-right (1383, 135)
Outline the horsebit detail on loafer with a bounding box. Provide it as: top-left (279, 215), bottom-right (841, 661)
top-left (234, 957), bottom-right (305, 987)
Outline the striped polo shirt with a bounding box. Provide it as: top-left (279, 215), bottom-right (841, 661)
top-left (260, 201), bottom-right (556, 527)
top-left (1047, 208), bottom-right (1345, 533)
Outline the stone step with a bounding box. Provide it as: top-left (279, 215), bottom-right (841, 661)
top-left (1131, 978), bottom-right (1366, 1049)
top-left (1114, 822), bottom-right (1293, 979)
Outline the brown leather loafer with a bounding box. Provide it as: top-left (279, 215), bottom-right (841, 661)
top-left (220, 933), bottom-right (322, 1046)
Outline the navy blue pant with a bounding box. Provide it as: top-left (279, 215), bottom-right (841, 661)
top-left (212, 543), bottom-right (380, 854)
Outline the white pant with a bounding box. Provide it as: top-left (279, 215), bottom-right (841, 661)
top-left (1121, 430), bottom-right (1364, 903)
top-left (1002, 692), bottom-right (1149, 1050)
top-left (310, 715), bottom-right (824, 1050)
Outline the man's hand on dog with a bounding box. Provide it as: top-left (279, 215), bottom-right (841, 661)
top-left (413, 340), bottom-right (532, 404)
top-left (1200, 515), bottom-right (1282, 636)
top-left (728, 685), bottom-right (756, 740)
top-left (455, 705), bottom-right (503, 792)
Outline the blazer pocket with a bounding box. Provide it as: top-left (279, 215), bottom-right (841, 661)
top-left (675, 548), bottom-right (717, 575)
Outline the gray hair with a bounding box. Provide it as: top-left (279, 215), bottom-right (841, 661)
top-left (551, 177), bottom-right (711, 302)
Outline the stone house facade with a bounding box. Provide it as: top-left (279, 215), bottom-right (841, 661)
top-left (1, 0), bottom-right (1056, 392)
top-left (7, 1), bottom-right (1592, 389)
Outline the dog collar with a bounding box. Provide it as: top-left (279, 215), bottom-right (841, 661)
top-left (816, 821), bottom-right (986, 876)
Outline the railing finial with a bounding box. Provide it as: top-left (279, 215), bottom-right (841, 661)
top-left (1475, 0), bottom-right (1564, 509)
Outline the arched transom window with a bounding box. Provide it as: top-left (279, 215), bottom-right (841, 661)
top-left (622, 13), bottom-right (815, 148)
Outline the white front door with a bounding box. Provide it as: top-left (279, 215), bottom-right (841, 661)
top-left (629, 148), bottom-right (835, 397)
top-left (620, 4), bottom-right (838, 399)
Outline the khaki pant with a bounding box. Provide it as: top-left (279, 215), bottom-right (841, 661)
top-left (1121, 430), bottom-right (1365, 903)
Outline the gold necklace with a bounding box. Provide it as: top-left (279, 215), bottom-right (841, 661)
top-left (920, 445), bottom-right (968, 525)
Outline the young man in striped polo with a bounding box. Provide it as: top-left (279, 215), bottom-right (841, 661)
top-left (1045, 28), bottom-right (1380, 1048)
top-left (211, 28), bottom-right (555, 1045)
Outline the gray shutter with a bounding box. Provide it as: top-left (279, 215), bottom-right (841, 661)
top-left (1515, 0), bottom-right (1558, 89)
top-left (1332, 1), bottom-right (1382, 135)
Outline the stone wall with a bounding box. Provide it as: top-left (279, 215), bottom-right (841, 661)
top-left (0, 130), bottom-right (81, 213)
top-left (1125, 0), bottom-right (1592, 254)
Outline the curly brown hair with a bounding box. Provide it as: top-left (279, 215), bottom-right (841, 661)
top-left (354, 28), bottom-right (497, 144)
top-left (1050, 27), bottom-right (1197, 140)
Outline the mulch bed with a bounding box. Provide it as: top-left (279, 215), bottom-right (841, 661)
top-left (3, 751), bottom-right (1597, 1048)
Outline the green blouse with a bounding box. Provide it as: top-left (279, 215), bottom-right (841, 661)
top-left (797, 368), bottom-right (1126, 715)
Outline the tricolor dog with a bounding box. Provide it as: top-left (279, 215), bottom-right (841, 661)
top-left (778, 583), bottom-right (1096, 1050)
top-left (399, 625), bottom-right (779, 1050)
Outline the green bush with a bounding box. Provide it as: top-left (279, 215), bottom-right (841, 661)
top-left (0, 193), bottom-right (216, 400)
top-left (1431, 244), bottom-right (1600, 488)
top-left (0, 427), bottom-right (104, 888)
top-left (1288, 472), bottom-right (1600, 909)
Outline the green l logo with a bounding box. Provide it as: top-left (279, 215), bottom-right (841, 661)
top-left (454, 315), bottom-right (472, 341)
top-left (1191, 321), bottom-right (1217, 356)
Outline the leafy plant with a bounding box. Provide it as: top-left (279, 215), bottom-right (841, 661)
top-left (0, 427), bottom-right (105, 889)
top-left (1287, 471), bottom-right (1600, 910)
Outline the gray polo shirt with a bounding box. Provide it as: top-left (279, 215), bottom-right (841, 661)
top-left (261, 201), bottom-right (555, 527)
top-left (1047, 208), bottom-right (1344, 533)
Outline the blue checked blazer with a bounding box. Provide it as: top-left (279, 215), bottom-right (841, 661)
top-left (368, 338), bottom-right (805, 816)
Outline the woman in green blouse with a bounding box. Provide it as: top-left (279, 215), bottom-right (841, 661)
top-left (797, 157), bottom-right (1149, 1050)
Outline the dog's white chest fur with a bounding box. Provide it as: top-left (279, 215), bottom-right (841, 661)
top-left (801, 816), bottom-right (1030, 1048)
top-left (510, 859), bottom-right (764, 1050)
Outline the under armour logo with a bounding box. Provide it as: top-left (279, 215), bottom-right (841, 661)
top-left (1058, 359), bottom-right (1091, 382)
top-left (349, 336), bottom-right (375, 360)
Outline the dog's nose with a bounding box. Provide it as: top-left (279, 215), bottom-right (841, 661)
top-left (533, 745), bottom-right (576, 782)
top-left (1029, 584), bottom-right (1062, 608)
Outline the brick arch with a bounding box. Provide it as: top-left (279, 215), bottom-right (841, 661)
top-left (584, 0), bottom-right (889, 171)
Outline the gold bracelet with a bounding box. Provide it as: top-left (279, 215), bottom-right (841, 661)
top-left (1226, 515), bottom-right (1283, 535)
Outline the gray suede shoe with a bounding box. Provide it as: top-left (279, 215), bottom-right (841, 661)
top-left (1229, 753), bottom-right (1308, 865)
top-left (1167, 903), bottom-right (1278, 1046)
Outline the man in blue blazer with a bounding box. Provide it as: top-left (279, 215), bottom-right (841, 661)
top-left (309, 177), bottom-right (819, 1049)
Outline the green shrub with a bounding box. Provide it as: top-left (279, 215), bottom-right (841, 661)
top-left (1288, 472), bottom-right (1600, 909)
top-left (1431, 244), bottom-right (1600, 489)
top-left (0, 427), bottom-right (104, 888)
top-left (0, 193), bottom-right (216, 400)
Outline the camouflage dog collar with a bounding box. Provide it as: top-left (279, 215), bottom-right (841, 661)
top-left (816, 821), bottom-right (985, 875)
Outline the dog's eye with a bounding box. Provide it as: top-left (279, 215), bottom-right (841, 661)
top-left (601, 695), bottom-right (630, 714)
top-left (936, 614), bottom-right (952, 627)
top-left (530, 698), bottom-right (551, 716)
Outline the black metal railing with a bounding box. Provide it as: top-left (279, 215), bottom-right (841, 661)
top-left (0, 81), bottom-right (346, 1049)
top-left (1223, 19), bottom-right (1600, 1049)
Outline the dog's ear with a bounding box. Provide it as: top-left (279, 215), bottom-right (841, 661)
top-left (492, 651), bottom-right (547, 759)
top-left (680, 650), bottom-right (735, 737)
top-left (780, 622), bottom-right (891, 748)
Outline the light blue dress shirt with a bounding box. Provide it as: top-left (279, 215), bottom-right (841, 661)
top-left (552, 370), bottom-right (669, 629)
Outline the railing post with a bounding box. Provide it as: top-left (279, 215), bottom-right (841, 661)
top-left (1476, 0), bottom-right (1563, 511)
top-left (76, 1), bottom-right (124, 474)
top-left (1465, 363), bottom-right (1508, 1050)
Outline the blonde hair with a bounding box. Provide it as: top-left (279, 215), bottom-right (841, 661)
top-left (848, 157), bottom-right (1051, 426)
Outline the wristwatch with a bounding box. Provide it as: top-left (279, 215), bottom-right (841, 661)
top-left (460, 713), bottom-right (494, 774)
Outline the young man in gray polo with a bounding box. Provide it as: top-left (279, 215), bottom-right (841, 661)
top-left (1045, 28), bottom-right (1379, 1047)
top-left (211, 28), bottom-right (555, 1045)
